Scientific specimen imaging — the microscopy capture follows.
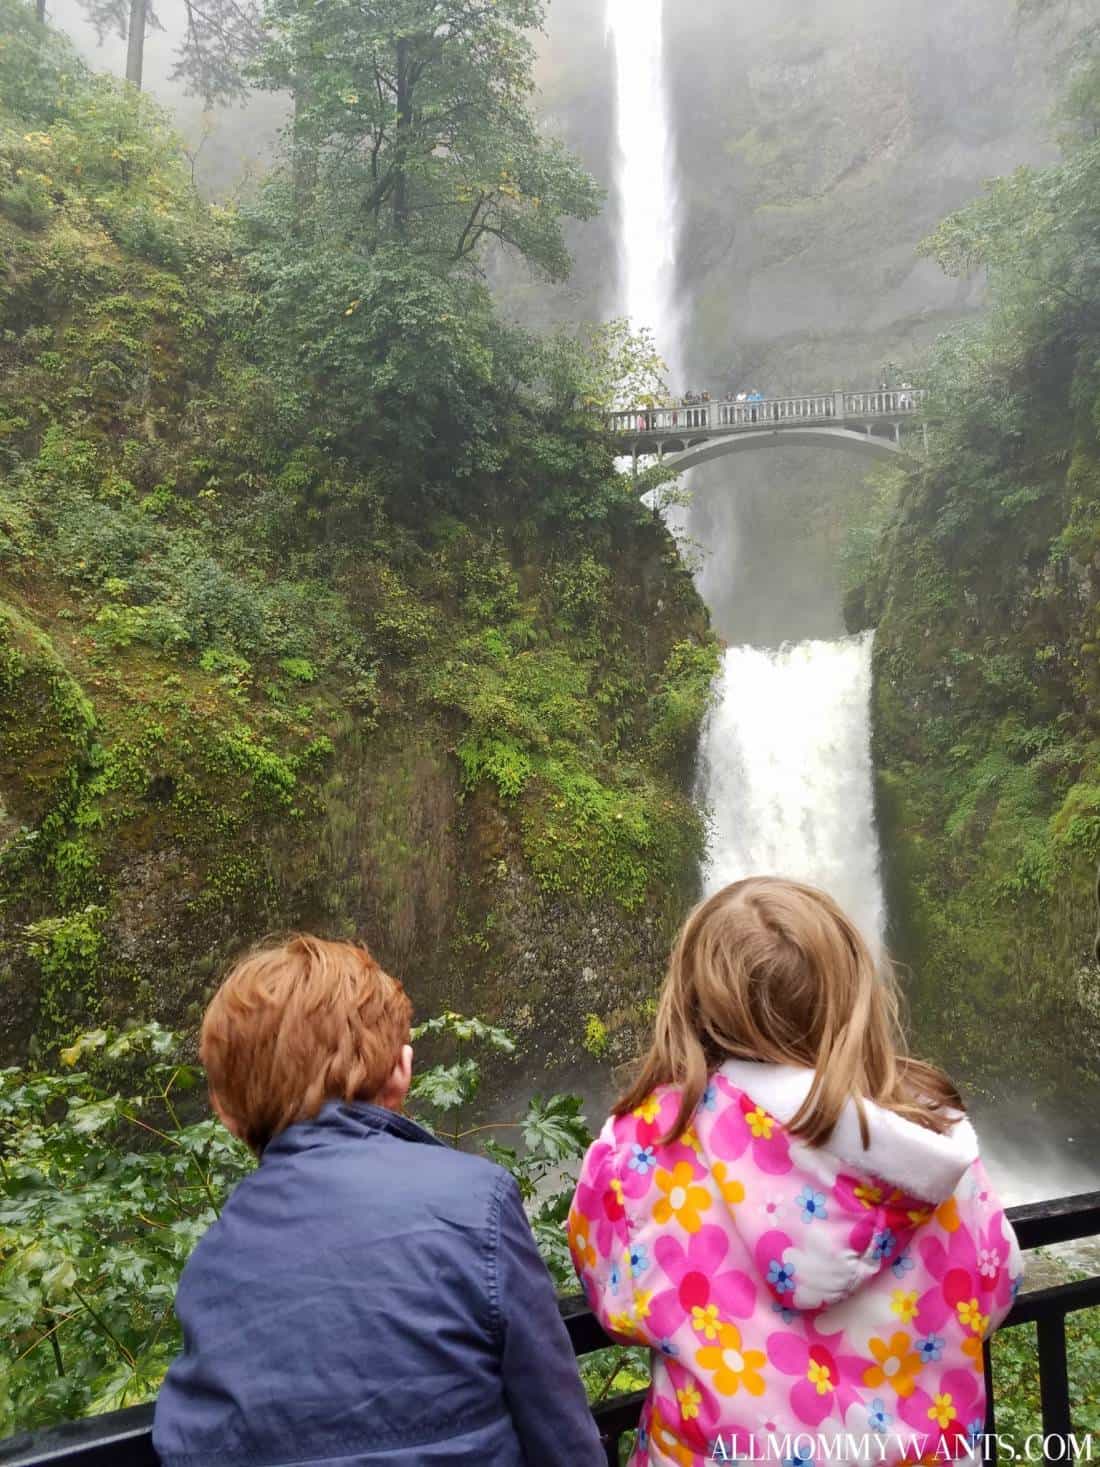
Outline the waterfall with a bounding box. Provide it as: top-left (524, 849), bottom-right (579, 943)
top-left (605, 0), bottom-right (681, 384)
top-left (698, 635), bottom-right (885, 947)
top-left (606, 0), bottom-right (885, 950)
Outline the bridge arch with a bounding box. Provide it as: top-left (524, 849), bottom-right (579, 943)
top-left (652, 426), bottom-right (904, 473)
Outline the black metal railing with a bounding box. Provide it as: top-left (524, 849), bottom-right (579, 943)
top-left (2, 1190), bottom-right (1099, 1467)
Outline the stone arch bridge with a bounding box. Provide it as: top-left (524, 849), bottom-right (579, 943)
top-left (608, 389), bottom-right (927, 474)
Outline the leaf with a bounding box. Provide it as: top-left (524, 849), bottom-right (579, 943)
top-left (408, 1058), bottom-right (481, 1113)
top-left (520, 1093), bottom-right (590, 1161)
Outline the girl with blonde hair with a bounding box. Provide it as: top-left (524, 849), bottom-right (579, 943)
top-left (570, 877), bottom-right (1021, 1467)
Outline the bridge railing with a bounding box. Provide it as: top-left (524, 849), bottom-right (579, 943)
top-left (844, 388), bottom-right (922, 416)
top-left (1, 1188), bottom-right (1099, 1467)
top-left (607, 388), bottom-right (926, 438)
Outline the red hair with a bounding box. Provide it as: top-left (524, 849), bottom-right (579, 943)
top-left (200, 933), bottom-right (412, 1153)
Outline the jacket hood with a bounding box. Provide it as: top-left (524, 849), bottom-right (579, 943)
top-left (720, 1059), bottom-right (979, 1203)
top-left (696, 1061), bottom-right (981, 1313)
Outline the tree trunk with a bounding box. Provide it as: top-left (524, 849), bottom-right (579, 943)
top-left (393, 36), bottom-right (411, 237)
top-left (36, 0), bottom-right (47, 21)
top-left (291, 82), bottom-right (316, 224)
top-left (126, 0), bottom-right (147, 89)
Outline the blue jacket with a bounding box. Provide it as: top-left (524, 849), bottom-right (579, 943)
top-left (153, 1102), bottom-right (605, 1467)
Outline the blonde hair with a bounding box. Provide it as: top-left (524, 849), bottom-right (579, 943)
top-left (201, 933), bottom-right (413, 1154)
top-left (616, 877), bottom-right (961, 1147)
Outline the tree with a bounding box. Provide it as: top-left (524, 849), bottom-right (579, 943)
top-left (251, 0), bottom-right (603, 277)
top-left (76, 0), bottom-right (158, 88)
top-left (175, 0), bottom-right (264, 103)
top-left (76, 0), bottom-right (263, 100)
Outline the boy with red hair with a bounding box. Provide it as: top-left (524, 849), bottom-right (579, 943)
top-left (154, 934), bottom-right (603, 1467)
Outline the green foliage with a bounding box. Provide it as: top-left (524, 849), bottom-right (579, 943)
top-left (0, 1023), bottom-right (253, 1433)
top-left (582, 1012), bottom-right (609, 1059)
top-left (252, 0), bottom-right (601, 277)
top-left (991, 1301), bottom-right (1100, 1437)
top-left (862, 39), bottom-right (1100, 1092)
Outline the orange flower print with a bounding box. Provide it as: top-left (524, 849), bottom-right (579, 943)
top-left (927, 1393), bottom-right (955, 1429)
top-left (696, 1321), bottom-right (767, 1397)
top-left (654, 1161), bottom-right (712, 1234)
top-left (961, 1335), bottom-right (984, 1370)
top-left (712, 1161), bottom-right (746, 1206)
top-left (891, 1289), bottom-right (919, 1323)
top-left (807, 1358), bottom-right (833, 1395)
top-left (676, 1384), bottom-right (703, 1421)
top-left (956, 1298), bottom-right (989, 1335)
top-left (633, 1094), bottom-right (661, 1124)
top-left (863, 1332), bottom-right (923, 1398)
top-left (854, 1182), bottom-right (883, 1209)
top-left (649, 1404), bottom-right (695, 1467)
top-left (745, 1105), bottom-right (775, 1140)
top-left (935, 1196), bottom-right (961, 1232)
top-left (691, 1303), bottom-right (721, 1340)
top-left (568, 1208), bottom-right (596, 1271)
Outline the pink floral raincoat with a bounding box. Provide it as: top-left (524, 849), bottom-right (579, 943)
top-left (570, 1060), bottom-right (1022, 1467)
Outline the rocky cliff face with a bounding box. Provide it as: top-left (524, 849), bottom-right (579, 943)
top-left (668, 0), bottom-right (1065, 391)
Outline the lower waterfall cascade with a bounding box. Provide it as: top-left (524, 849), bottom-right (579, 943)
top-left (697, 632), bottom-right (886, 950)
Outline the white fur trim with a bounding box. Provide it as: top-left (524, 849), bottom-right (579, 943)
top-left (719, 1059), bottom-right (979, 1203)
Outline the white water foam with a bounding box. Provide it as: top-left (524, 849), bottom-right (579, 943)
top-left (698, 633), bottom-right (886, 952)
top-left (605, 0), bottom-right (682, 385)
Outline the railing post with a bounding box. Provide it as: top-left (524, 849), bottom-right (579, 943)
top-left (833, 390), bottom-right (845, 419)
top-left (1036, 1314), bottom-right (1072, 1446)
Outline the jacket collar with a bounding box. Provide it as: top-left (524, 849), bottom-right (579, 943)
top-left (719, 1058), bottom-right (979, 1203)
top-left (263, 1100), bottom-right (446, 1159)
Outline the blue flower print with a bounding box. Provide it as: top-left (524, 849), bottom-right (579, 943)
top-left (628, 1143), bottom-right (656, 1175)
top-left (868, 1399), bottom-right (893, 1432)
top-left (767, 1258), bottom-right (796, 1295)
top-left (797, 1185), bottom-right (828, 1223)
top-left (786, 1449), bottom-right (813, 1467)
top-left (967, 1419), bottom-right (985, 1447)
top-left (871, 1228), bottom-right (896, 1260)
top-left (656, 1338), bottom-right (680, 1358)
top-left (772, 1301), bottom-right (798, 1324)
top-left (701, 1082), bottom-right (718, 1112)
top-left (892, 1251), bottom-right (915, 1279)
top-left (629, 1243), bottom-right (650, 1276)
top-left (1011, 1274), bottom-right (1022, 1301)
top-left (609, 1259), bottom-right (621, 1294)
top-left (916, 1334), bottom-right (945, 1363)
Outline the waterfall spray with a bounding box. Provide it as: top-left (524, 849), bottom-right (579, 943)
top-left (698, 634), bottom-right (885, 947)
top-left (605, 0), bottom-right (681, 386)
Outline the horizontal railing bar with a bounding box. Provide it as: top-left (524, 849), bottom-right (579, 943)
top-left (593, 1389), bottom-right (649, 1432)
top-left (0, 1405), bottom-right (154, 1467)
top-left (1006, 1189), bottom-right (1100, 1250)
top-left (561, 1292), bottom-right (615, 1355)
top-left (998, 1272), bottom-right (1100, 1329)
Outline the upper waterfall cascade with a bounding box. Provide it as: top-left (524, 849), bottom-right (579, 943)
top-left (606, 0), bottom-right (887, 949)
